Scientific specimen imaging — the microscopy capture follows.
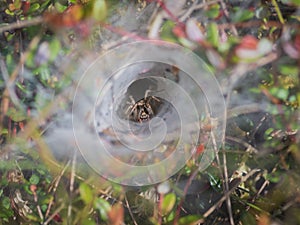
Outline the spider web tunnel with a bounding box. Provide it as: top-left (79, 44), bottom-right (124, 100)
top-left (72, 41), bottom-right (226, 186)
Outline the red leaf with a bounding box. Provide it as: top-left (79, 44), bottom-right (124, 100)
top-left (239, 35), bottom-right (258, 49)
top-left (53, 214), bottom-right (63, 222)
top-left (21, 1), bottom-right (30, 15)
top-left (195, 144), bottom-right (205, 156)
top-left (44, 4), bottom-right (84, 28)
top-left (108, 203), bottom-right (124, 225)
top-left (294, 34), bottom-right (300, 51)
top-left (173, 25), bottom-right (186, 38)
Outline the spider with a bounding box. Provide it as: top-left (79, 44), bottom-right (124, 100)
top-left (125, 90), bottom-right (160, 123)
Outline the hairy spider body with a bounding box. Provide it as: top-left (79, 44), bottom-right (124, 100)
top-left (126, 90), bottom-right (160, 123)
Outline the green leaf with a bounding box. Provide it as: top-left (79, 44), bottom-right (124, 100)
top-left (161, 193), bottom-right (176, 216)
top-left (54, 1), bottom-right (68, 12)
top-left (232, 9), bottom-right (254, 22)
top-left (79, 183), bottom-right (94, 204)
top-left (207, 172), bottom-right (221, 190)
top-left (81, 218), bottom-right (96, 225)
top-left (49, 38), bottom-right (61, 61)
top-left (0, 199), bottom-right (14, 221)
top-left (91, 0), bottom-right (107, 21)
top-left (39, 67), bottom-right (51, 85)
top-left (270, 87), bottom-right (289, 100)
top-left (161, 20), bottom-right (178, 42)
top-left (264, 128), bottom-right (275, 140)
top-left (166, 210), bottom-right (175, 222)
top-left (241, 212), bottom-right (257, 225)
top-left (266, 171), bottom-right (282, 183)
top-left (6, 108), bottom-right (27, 122)
top-left (26, 214), bottom-right (42, 222)
top-left (282, 0), bottom-right (300, 5)
top-left (289, 95), bottom-right (297, 102)
top-left (94, 198), bottom-right (111, 220)
top-left (0, 129), bottom-right (8, 135)
top-left (178, 215), bottom-right (203, 225)
top-left (246, 202), bottom-right (264, 211)
top-left (6, 53), bottom-right (15, 74)
top-left (25, 49), bottom-right (36, 68)
top-left (206, 23), bottom-right (219, 47)
top-left (5, 9), bottom-right (15, 16)
top-left (279, 65), bottom-right (299, 77)
top-left (205, 4), bottom-right (220, 19)
top-left (29, 174), bottom-right (40, 185)
top-left (28, 3), bottom-right (40, 13)
top-left (236, 115), bottom-right (254, 132)
top-left (2, 196), bottom-right (11, 209)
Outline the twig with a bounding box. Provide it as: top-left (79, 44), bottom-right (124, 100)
top-left (222, 146), bottom-right (235, 225)
top-left (0, 56), bottom-right (22, 109)
top-left (219, 0), bottom-right (238, 36)
top-left (45, 160), bottom-right (70, 218)
top-left (179, 0), bottom-right (221, 22)
top-left (68, 150), bottom-right (77, 223)
top-left (124, 195), bottom-right (138, 225)
top-left (271, 0), bottom-right (285, 24)
top-left (203, 169), bottom-right (260, 218)
top-left (0, 35), bottom-right (41, 131)
top-left (103, 23), bottom-right (145, 41)
top-left (0, 17), bottom-right (43, 34)
top-left (148, 0), bottom-right (185, 39)
top-left (226, 136), bottom-right (259, 154)
top-left (30, 185), bottom-right (44, 221)
top-left (251, 179), bottom-right (269, 204)
top-left (210, 121), bottom-right (234, 225)
top-left (43, 203), bottom-right (65, 225)
top-left (282, 195), bottom-right (300, 211)
top-left (217, 20), bottom-right (287, 30)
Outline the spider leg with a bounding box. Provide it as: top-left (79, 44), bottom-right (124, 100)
top-left (125, 95), bottom-right (137, 115)
top-left (145, 103), bottom-right (154, 115)
top-left (144, 89), bottom-right (152, 99)
top-left (151, 96), bottom-right (160, 103)
top-left (128, 104), bottom-right (138, 116)
top-left (129, 95), bottom-right (135, 103)
top-left (125, 105), bottom-right (133, 115)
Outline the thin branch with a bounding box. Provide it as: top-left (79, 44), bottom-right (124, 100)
top-left (0, 56), bottom-right (22, 109)
top-left (68, 150), bottom-right (77, 224)
top-left (0, 17), bottom-right (43, 34)
top-left (222, 147), bottom-right (235, 225)
top-left (0, 35), bottom-right (41, 132)
top-left (211, 121), bottom-right (234, 225)
top-left (180, 0), bottom-right (221, 22)
top-left (271, 0), bottom-right (285, 24)
top-left (219, 0), bottom-right (238, 36)
top-left (226, 136), bottom-right (259, 154)
top-left (124, 195), bottom-right (138, 225)
top-left (45, 161), bottom-right (70, 218)
top-left (43, 203), bottom-right (65, 225)
top-left (31, 185), bottom-right (44, 221)
top-left (203, 169), bottom-right (260, 218)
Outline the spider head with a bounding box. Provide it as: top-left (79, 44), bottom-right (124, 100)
top-left (126, 95), bottom-right (160, 123)
top-left (137, 105), bottom-right (153, 123)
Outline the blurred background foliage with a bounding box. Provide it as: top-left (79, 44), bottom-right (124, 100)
top-left (0, 0), bottom-right (300, 224)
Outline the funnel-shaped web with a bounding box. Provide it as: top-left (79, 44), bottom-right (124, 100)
top-left (72, 40), bottom-right (226, 186)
